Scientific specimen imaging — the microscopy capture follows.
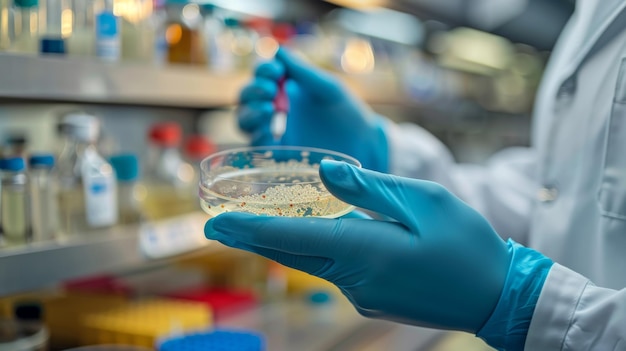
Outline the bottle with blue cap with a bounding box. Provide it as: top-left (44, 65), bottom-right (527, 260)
top-left (95, 0), bottom-right (121, 61)
top-left (110, 153), bottom-right (144, 224)
top-left (29, 153), bottom-right (60, 242)
top-left (0, 157), bottom-right (31, 246)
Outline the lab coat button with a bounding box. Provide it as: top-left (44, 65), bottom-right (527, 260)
top-left (537, 187), bottom-right (558, 202)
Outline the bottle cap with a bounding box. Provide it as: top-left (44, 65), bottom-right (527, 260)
top-left (0, 157), bottom-right (26, 171)
top-left (148, 122), bottom-right (182, 147)
top-left (29, 154), bottom-right (55, 168)
top-left (159, 330), bottom-right (264, 351)
top-left (110, 154), bottom-right (139, 182)
top-left (40, 37), bottom-right (66, 54)
top-left (60, 112), bottom-right (100, 142)
top-left (15, 0), bottom-right (38, 7)
top-left (183, 135), bottom-right (216, 161)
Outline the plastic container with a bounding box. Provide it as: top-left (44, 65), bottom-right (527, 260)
top-left (0, 157), bottom-right (31, 246)
top-left (165, 287), bottom-right (257, 321)
top-left (28, 154), bottom-right (59, 242)
top-left (158, 330), bottom-right (264, 351)
top-left (64, 346), bottom-right (152, 351)
top-left (95, 0), bottom-right (120, 61)
top-left (81, 299), bottom-right (212, 348)
top-left (199, 146), bottom-right (360, 218)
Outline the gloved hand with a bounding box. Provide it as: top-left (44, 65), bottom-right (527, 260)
top-left (205, 161), bottom-right (553, 350)
top-left (238, 48), bottom-right (389, 172)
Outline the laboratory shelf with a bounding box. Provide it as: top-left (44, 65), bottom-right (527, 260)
top-left (0, 53), bottom-right (406, 108)
top-left (0, 212), bottom-right (215, 297)
top-left (0, 53), bottom-right (249, 109)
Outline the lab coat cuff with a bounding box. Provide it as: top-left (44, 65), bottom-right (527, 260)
top-left (523, 263), bottom-right (589, 351)
top-left (476, 239), bottom-right (553, 351)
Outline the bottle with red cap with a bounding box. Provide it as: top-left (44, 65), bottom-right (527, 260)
top-left (142, 122), bottom-right (195, 219)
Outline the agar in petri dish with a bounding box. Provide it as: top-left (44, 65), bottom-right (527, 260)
top-left (199, 146), bottom-right (361, 218)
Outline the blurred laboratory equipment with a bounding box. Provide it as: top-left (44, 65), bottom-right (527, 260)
top-left (12, 0), bottom-right (39, 54)
top-left (0, 157), bottom-right (31, 246)
top-left (57, 112), bottom-right (118, 235)
top-left (29, 153), bottom-right (59, 242)
top-left (0, 0), bottom-right (13, 51)
top-left (40, 0), bottom-right (68, 54)
top-left (66, 0), bottom-right (95, 57)
top-left (120, 0), bottom-right (154, 62)
top-left (95, 0), bottom-right (120, 61)
top-left (164, 0), bottom-right (206, 65)
top-left (109, 153), bottom-right (144, 224)
top-left (142, 122), bottom-right (194, 220)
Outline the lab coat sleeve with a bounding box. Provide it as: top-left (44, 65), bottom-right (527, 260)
top-left (386, 122), bottom-right (537, 244)
top-left (524, 263), bottom-right (626, 351)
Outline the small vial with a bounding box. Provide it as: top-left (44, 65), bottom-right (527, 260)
top-left (12, 0), bottom-right (39, 54)
top-left (0, 157), bottom-right (31, 246)
top-left (29, 154), bottom-right (60, 242)
top-left (95, 0), bottom-right (120, 61)
top-left (109, 153), bottom-right (144, 224)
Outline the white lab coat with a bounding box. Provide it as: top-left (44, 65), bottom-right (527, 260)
top-left (387, 0), bottom-right (626, 349)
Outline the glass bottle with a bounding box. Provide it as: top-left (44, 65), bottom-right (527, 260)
top-left (95, 0), bottom-right (120, 61)
top-left (29, 154), bottom-right (60, 242)
top-left (164, 0), bottom-right (206, 65)
top-left (141, 122), bottom-right (193, 220)
top-left (40, 0), bottom-right (68, 54)
top-left (0, 157), bottom-right (31, 246)
top-left (12, 0), bottom-right (39, 54)
top-left (121, 0), bottom-right (154, 62)
top-left (0, 0), bottom-right (13, 51)
top-left (67, 0), bottom-right (95, 57)
top-left (109, 153), bottom-right (144, 224)
top-left (57, 112), bottom-right (118, 235)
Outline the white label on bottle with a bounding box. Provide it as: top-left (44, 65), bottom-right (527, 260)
top-left (96, 11), bottom-right (121, 61)
top-left (83, 172), bottom-right (118, 227)
top-left (139, 212), bottom-right (210, 259)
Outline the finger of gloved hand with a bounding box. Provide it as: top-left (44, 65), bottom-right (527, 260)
top-left (249, 124), bottom-right (280, 146)
top-left (212, 236), bottom-right (332, 276)
top-left (275, 48), bottom-right (341, 96)
top-left (255, 60), bottom-right (285, 81)
top-left (206, 212), bottom-right (391, 258)
top-left (319, 160), bottom-right (446, 230)
top-left (237, 100), bottom-right (275, 132)
top-left (239, 78), bottom-right (278, 104)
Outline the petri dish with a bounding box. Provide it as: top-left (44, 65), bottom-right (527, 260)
top-left (199, 146), bottom-right (361, 218)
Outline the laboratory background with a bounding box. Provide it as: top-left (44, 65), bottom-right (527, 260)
top-left (0, 0), bottom-right (574, 350)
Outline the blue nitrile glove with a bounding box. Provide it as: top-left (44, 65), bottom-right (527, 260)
top-left (205, 161), bottom-right (553, 350)
top-left (238, 48), bottom-right (389, 172)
